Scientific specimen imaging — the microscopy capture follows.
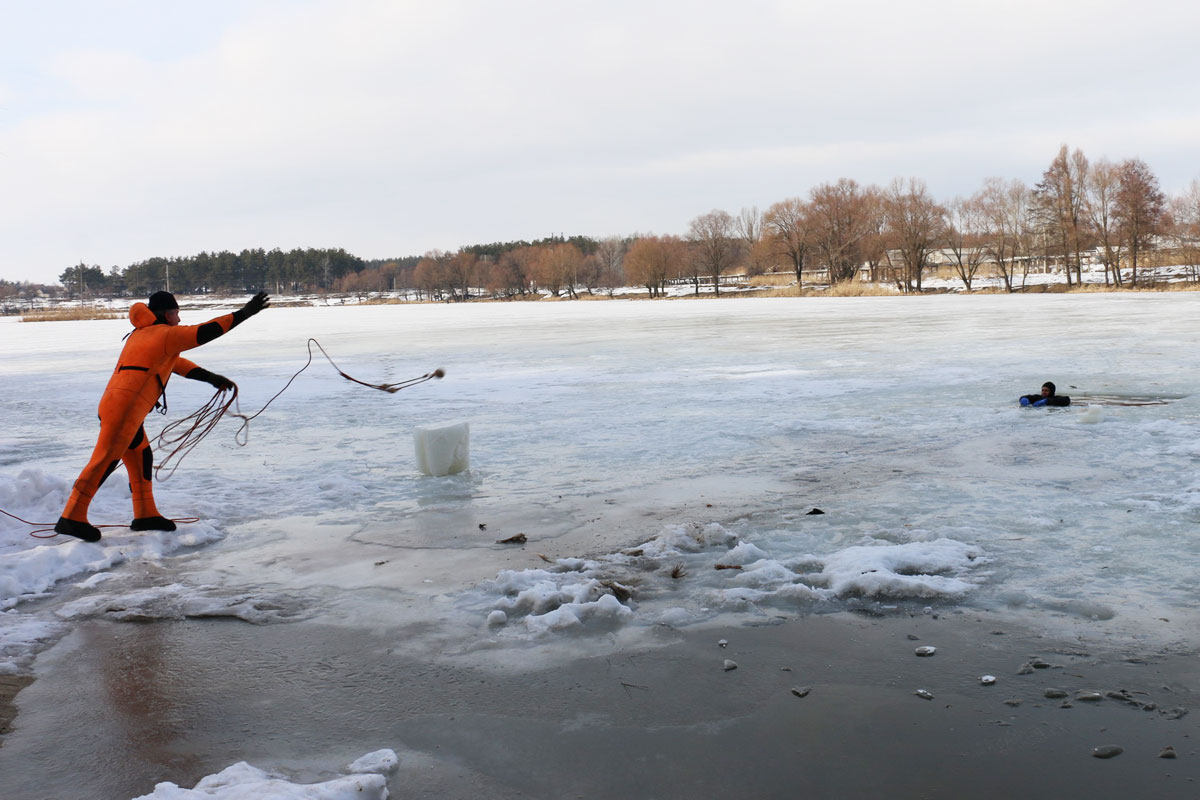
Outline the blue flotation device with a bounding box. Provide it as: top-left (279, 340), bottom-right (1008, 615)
top-left (1020, 395), bottom-right (1071, 407)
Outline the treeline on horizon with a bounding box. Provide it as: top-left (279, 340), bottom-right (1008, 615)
top-left (4, 144), bottom-right (1200, 305)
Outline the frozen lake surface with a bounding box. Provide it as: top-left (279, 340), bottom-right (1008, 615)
top-left (2, 294), bottom-right (1199, 796)
top-left (4, 294), bottom-right (1200, 648)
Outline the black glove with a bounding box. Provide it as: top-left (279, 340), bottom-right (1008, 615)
top-left (242, 291), bottom-right (270, 317)
top-left (232, 291), bottom-right (270, 326)
top-left (186, 367), bottom-right (235, 391)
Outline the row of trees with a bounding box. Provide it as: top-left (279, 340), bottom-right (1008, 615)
top-left (57, 247), bottom-right (366, 298)
top-left (676, 149), bottom-right (1195, 294)
top-left (736, 149), bottom-right (1189, 294)
top-left (336, 235), bottom-right (627, 301)
top-left (392, 148), bottom-right (1195, 300)
top-left (38, 146), bottom-right (1200, 301)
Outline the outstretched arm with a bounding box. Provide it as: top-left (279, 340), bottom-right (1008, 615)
top-left (163, 292), bottom-right (271, 354)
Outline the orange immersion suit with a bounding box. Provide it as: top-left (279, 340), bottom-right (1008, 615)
top-left (56, 293), bottom-right (267, 542)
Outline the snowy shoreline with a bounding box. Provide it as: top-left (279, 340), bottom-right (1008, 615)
top-left (3, 257), bottom-right (1198, 318)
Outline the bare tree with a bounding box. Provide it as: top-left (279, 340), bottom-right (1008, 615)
top-left (388, 262), bottom-right (417, 299)
top-left (443, 251), bottom-right (478, 301)
top-left (687, 209), bottom-right (740, 296)
top-left (484, 251), bottom-right (529, 298)
top-left (512, 246), bottom-right (547, 296)
top-left (1083, 158), bottom-right (1124, 286)
top-left (809, 179), bottom-right (872, 284)
top-left (735, 206), bottom-right (762, 248)
top-left (489, 250), bottom-right (524, 298)
top-left (624, 235), bottom-right (685, 297)
top-left (1066, 146), bottom-right (1092, 282)
top-left (576, 254), bottom-right (603, 296)
top-left (859, 187), bottom-right (890, 284)
top-left (1167, 179), bottom-right (1200, 282)
top-left (527, 247), bottom-right (559, 297)
top-left (1114, 158), bottom-right (1166, 286)
top-left (413, 254), bottom-right (447, 301)
top-left (590, 236), bottom-right (627, 296)
top-left (763, 197), bottom-right (812, 288)
top-left (532, 243), bottom-right (584, 298)
top-left (560, 244), bottom-right (586, 299)
top-left (883, 178), bottom-right (946, 292)
top-left (734, 206), bottom-right (770, 277)
top-left (944, 195), bottom-right (988, 291)
top-left (1033, 145), bottom-right (1090, 286)
top-left (978, 177), bottom-right (1033, 293)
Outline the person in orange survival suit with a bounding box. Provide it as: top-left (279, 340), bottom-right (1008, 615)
top-left (54, 290), bottom-right (270, 542)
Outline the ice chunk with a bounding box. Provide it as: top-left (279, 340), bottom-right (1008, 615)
top-left (130, 758), bottom-right (389, 798)
top-left (819, 539), bottom-right (983, 599)
top-left (413, 421), bottom-right (470, 476)
top-left (347, 748), bottom-right (399, 775)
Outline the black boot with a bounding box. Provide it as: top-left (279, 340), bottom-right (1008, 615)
top-left (55, 517), bottom-right (102, 542)
top-left (131, 516), bottom-right (176, 532)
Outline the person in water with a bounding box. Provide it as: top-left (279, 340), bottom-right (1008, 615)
top-left (1020, 381), bottom-right (1071, 407)
top-left (54, 290), bottom-right (270, 542)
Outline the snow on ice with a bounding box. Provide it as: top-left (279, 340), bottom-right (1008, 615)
top-left (476, 521), bottom-right (986, 634)
top-left (131, 749), bottom-right (398, 800)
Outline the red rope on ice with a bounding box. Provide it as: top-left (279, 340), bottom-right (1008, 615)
top-left (0, 507), bottom-right (200, 539)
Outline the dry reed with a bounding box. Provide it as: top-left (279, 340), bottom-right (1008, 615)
top-left (20, 308), bottom-right (123, 322)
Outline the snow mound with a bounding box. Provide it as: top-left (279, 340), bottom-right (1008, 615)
top-left (347, 749), bottom-right (400, 775)
top-left (486, 562), bottom-right (634, 634)
top-left (130, 750), bottom-right (396, 799)
top-left (0, 470), bottom-right (225, 610)
top-left (474, 522), bottom-right (987, 634)
top-left (637, 521), bottom-right (738, 556)
top-left (816, 539), bottom-right (986, 599)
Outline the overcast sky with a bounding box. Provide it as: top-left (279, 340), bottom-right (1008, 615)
top-left (2, 0), bottom-right (1197, 284)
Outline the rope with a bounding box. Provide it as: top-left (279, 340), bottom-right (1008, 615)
top-left (155, 388), bottom-right (239, 480)
top-left (154, 338), bottom-right (443, 480)
top-left (0, 508), bottom-right (200, 539)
